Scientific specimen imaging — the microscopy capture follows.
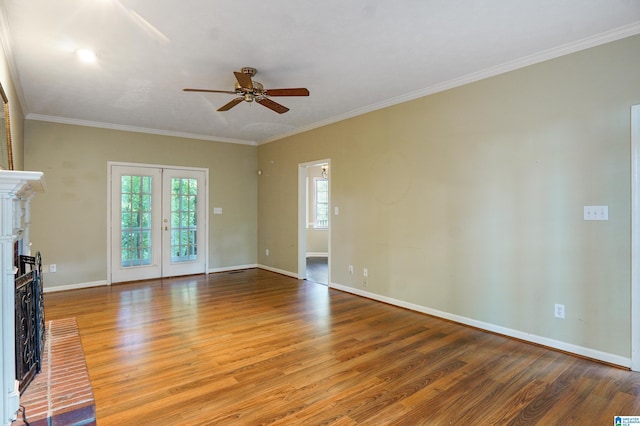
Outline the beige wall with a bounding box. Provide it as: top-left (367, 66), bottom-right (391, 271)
top-left (25, 121), bottom-right (257, 288)
top-left (258, 35), bottom-right (640, 358)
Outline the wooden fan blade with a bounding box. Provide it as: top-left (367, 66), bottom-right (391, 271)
top-left (183, 88), bottom-right (237, 94)
top-left (256, 97), bottom-right (289, 114)
top-left (217, 97), bottom-right (243, 111)
top-left (264, 88), bottom-right (310, 97)
top-left (234, 71), bottom-right (253, 90)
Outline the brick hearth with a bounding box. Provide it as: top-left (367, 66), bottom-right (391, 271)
top-left (13, 317), bottom-right (95, 426)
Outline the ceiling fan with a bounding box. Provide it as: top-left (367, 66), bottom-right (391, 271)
top-left (183, 67), bottom-right (309, 114)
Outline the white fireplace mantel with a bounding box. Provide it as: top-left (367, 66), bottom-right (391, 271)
top-left (0, 170), bottom-right (44, 426)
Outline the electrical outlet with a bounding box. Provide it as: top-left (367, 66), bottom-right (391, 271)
top-left (363, 268), bottom-right (368, 277)
top-left (348, 265), bottom-right (354, 275)
top-left (49, 264), bottom-right (57, 273)
top-left (584, 206), bottom-right (608, 221)
top-left (265, 249), bottom-right (269, 256)
top-left (554, 304), bottom-right (565, 319)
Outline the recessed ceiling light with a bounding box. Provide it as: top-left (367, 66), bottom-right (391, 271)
top-left (76, 49), bottom-right (96, 63)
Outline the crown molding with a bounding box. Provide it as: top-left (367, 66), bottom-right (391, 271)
top-left (26, 114), bottom-right (257, 146)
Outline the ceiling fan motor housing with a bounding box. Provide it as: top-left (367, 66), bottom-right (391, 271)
top-left (240, 67), bottom-right (257, 77)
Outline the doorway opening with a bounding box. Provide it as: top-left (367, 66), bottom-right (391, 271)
top-left (298, 160), bottom-right (331, 286)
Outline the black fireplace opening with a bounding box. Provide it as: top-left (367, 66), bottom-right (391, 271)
top-left (15, 252), bottom-right (45, 394)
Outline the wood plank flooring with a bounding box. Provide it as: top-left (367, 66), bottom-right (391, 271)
top-left (43, 269), bottom-right (640, 425)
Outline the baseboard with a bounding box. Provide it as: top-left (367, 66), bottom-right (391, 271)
top-left (43, 265), bottom-right (262, 291)
top-left (257, 264), bottom-right (299, 279)
top-left (43, 280), bottom-right (108, 293)
top-left (306, 252), bottom-right (328, 258)
top-left (208, 264), bottom-right (258, 273)
top-left (330, 282), bottom-right (631, 369)
top-left (212, 264), bottom-right (300, 279)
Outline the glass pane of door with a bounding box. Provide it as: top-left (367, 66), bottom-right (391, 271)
top-left (120, 174), bottom-right (153, 267)
top-left (170, 177), bottom-right (198, 263)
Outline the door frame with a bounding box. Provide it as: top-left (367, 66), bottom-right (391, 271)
top-left (107, 161), bottom-right (209, 284)
top-left (632, 104), bottom-right (640, 371)
top-left (298, 159), bottom-right (331, 285)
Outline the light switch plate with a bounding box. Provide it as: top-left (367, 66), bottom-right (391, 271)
top-left (584, 206), bottom-right (608, 221)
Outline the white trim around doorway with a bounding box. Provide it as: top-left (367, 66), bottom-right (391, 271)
top-left (631, 104), bottom-right (640, 371)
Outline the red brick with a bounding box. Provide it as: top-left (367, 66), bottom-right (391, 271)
top-left (12, 318), bottom-right (95, 426)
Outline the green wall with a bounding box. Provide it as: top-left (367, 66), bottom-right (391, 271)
top-left (258, 35), bottom-right (640, 358)
top-left (25, 122), bottom-right (257, 288)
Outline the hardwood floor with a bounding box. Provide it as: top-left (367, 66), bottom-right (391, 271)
top-left (43, 269), bottom-right (640, 425)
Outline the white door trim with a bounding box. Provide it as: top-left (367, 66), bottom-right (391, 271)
top-left (631, 104), bottom-right (640, 371)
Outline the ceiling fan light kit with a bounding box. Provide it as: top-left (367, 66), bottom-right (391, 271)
top-left (184, 67), bottom-right (309, 114)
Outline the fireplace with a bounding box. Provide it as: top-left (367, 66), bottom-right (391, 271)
top-left (0, 170), bottom-right (44, 426)
top-left (14, 253), bottom-right (44, 394)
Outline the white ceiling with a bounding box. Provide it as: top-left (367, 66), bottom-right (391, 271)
top-left (1, 1), bottom-right (640, 145)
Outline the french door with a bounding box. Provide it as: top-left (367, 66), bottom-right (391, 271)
top-left (110, 164), bottom-right (207, 283)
